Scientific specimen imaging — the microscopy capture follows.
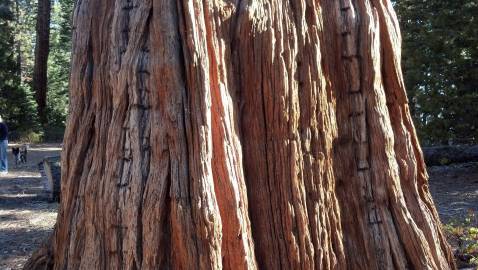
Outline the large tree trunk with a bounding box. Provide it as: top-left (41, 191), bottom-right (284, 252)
top-left (33, 0), bottom-right (51, 125)
top-left (26, 0), bottom-right (456, 269)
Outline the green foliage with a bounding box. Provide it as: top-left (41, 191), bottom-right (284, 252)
top-left (0, 0), bottom-right (38, 136)
top-left (16, 0), bottom-right (37, 84)
top-left (47, 0), bottom-right (72, 129)
top-left (396, 0), bottom-right (478, 145)
top-left (0, 0), bottom-right (73, 141)
top-left (16, 129), bottom-right (43, 143)
top-left (439, 157), bottom-right (450, 166)
top-left (444, 211), bottom-right (478, 267)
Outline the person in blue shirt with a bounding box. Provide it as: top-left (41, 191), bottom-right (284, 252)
top-left (0, 115), bottom-right (8, 175)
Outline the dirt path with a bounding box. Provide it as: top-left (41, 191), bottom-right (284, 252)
top-left (429, 163), bottom-right (478, 224)
top-left (0, 144), bottom-right (477, 269)
top-left (0, 144), bottom-right (60, 270)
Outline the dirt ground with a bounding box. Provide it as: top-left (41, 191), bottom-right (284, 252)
top-left (0, 144), bottom-right (60, 270)
top-left (429, 163), bottom-right (478, 224)
top-left (0, 144), bottom-right (477, 269)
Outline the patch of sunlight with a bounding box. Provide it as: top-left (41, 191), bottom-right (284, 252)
top-left (30, 147), bottom-right (62, 152)
top-left (0, 194), bottom-right (38, 198)
top-left (29, 213), bottom-right (57, 227)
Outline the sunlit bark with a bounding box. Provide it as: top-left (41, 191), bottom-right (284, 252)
top-left (25, 0), bottom-right (455, 269)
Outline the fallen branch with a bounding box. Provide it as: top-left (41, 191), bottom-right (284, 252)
top-left (423, 145), bottom-right (478, 166)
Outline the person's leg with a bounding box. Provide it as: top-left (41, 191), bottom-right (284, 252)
top-left (0, 140), bottom-right (7, 173)
top-left (5, 140), bottom-right (8, 172)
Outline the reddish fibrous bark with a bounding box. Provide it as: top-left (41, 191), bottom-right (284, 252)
top-left (25, 0), bottom-right (456, 269)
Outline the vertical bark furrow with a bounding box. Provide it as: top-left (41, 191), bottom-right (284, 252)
top-left (117, 2), bottom-right (153, 267)
top-left (177, 0), bottom-right (223, 268)
top-left (237, 4), bottom-right (285, 269)
top-left (238, 3), bottom-right (297, 268)
top-left (356, 1), bottom-right (408, 269)
top-left (297, 1), bottom-right (347, 269)
top-left (330, 0), bottom-right (380, 268)
top-left (358, 2), bottom-right (411, 268)
top-left (346, 1), bottom-right (396, 268)
top-left (206, 2), bottom-right (258, 269)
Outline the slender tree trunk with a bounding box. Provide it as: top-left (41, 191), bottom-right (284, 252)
top-left (25, 0), bottom-right (455, 269)
top-left (14, 0), bottom-right (22, 77)
top-left (33, 0), bottom-right (51, 125)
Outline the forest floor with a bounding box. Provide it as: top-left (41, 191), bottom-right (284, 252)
top-left (0, 144), bottom-right (61, 270)
top-left (0, 144), bottom-right (477, 269)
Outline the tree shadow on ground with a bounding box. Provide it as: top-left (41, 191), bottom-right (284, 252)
top-left (0, 227), bottom-right (54, 269)
top-left (0, 164), bottom-right (58, 270)
top-left (429, 162), bottom-right (478, 223)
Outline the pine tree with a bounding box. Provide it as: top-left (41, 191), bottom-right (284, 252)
top-left (0, 0), bottom-right (37, 135)
top-left (396, 0), bottom-right (478, 145)
top-left (46, 0), bottom-right (73, 139)
top-left (32, 0), bottom-right (51, 126)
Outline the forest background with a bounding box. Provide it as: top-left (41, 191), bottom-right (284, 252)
top-left (0, 0), bottom-right (476, 146)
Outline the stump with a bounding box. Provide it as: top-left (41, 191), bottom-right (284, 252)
top-left (39, 156), bottom-right (61, 202)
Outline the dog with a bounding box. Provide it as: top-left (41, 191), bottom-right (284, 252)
top-left (12, 145), bottom-right (28, 165)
